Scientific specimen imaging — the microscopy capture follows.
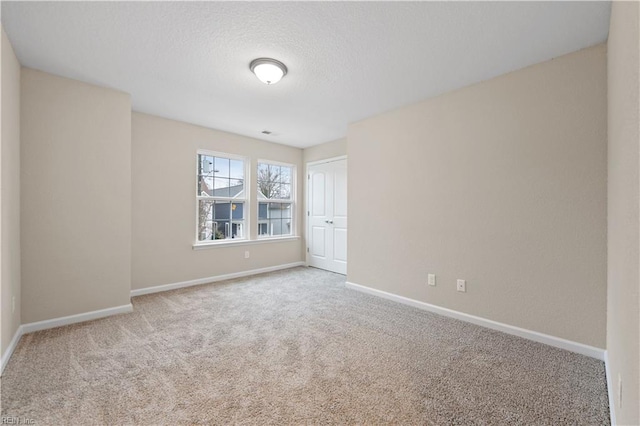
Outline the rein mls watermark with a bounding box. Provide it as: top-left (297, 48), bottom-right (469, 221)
top-left (1, 417), bottom-right (35, 425)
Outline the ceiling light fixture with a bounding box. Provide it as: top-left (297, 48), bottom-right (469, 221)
top-left (250, 58), bottom-right (287, 85)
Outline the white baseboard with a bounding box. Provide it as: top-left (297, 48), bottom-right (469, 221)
top-left (345, 281), bottom-right (605, 360)
top-left (21, 304), bottom-right (133, 334)
top-left (131, 262), bottom-right (306, 297)
top-left (1, 303), bottom-right (132, 376)
top-left (1, 325), bottom-right (24, 376)
top-left (3, 264), bottom-right (305, 375)
top-left (605, 350), bottom-right (617, 425)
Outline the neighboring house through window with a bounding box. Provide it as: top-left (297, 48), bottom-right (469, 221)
top-left (197, 152), bottom-right (247, 242)
top-left (257, 161), bottom-right (294, 237)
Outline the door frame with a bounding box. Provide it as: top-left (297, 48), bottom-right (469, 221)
top-left (305, 155), bottom-right (348, 268)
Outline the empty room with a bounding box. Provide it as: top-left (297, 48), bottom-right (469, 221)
top-left (1, 1), bottom-right (638, 424)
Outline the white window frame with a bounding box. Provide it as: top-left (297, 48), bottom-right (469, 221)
top-left (257, 159), bottom-right (296, 239)
top-left (195, 150), bottom-right (250, 245)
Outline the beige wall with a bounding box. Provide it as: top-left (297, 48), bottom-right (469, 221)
top-left (607, 2), bottom-right (640, 424)
top-left (21, 68), bottom-right (132, 323)
top-left (131, 112), bottom-right (303, 290)
top-left (347, 44), bottom-right (607, 348)
top-left (1, 28), bottom-right (21, 357)
top-left (303, 138), bottom-right (347, 164)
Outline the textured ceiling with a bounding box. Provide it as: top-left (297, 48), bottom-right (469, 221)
top-left (1, 2), bottom-right (611, 148)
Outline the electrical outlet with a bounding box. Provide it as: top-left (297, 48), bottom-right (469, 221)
top-left (456, 279), bottom-right (466, 293)
top-left (244, 251), bottom-right (250, 259)
top-left (428, 274), bottom-right (436, 286)
top-left (12, 296), bottom-right (15, 313)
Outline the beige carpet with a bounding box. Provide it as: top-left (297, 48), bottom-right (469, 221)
top-left (1, 267), bottom-right (609, 425)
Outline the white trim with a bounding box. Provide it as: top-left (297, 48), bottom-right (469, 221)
top-left (197, 149), bottom-right (247, 161)
top-left (21, 304), bottom-right (133, 334)
top-left (345, 281), bottom-right (605, 360)
top-left (257, 158), bottom-right (297, 168)
top-left (131, 261), bottom-right (306, 297)
top-left (605, 350), bottom-right (617, 425)
top-left (195, 151), bottom-right (251, 243)
top-left (193, 235), bottom-right (300, 250)
top-left (256, 160), bottom-right (297, 240)
top-left (196, 195), bottom-right (246, 201)
top-left (305, 155), bottom-right (348, 167)
top-left (305, 157), bottom-right (348, 273)
top-left (1, 304), bottom-right (133, 375)
top-left (1, 325), bottom-right (24, 376)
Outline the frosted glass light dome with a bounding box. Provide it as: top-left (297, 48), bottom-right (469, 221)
top-left (250, 58), bottom-right (288, 85)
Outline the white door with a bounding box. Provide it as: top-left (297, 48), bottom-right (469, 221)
top-left (307, 159), bottom-right (347, 274)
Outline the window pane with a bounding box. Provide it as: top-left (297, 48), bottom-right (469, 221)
top-left (257, 163), bottom-right (270, 181)
top-left (215, 220), bottom-right (230, 239)
top-left (257, 164), bottom-right (271, 198)
top-left (258, 178), bottom-right (277, 199)
top-left (280, 166), bottom-right (291, 184)
top-left (212, 201), bottom-right (231, 220)
top-left (263, 182), bottom-right (280, 199)
top-left (214, 157), bottom-right (230, 178)
top-left (214, 178), bottom-right (231, 197)
top-left (272, 165), bottom-right (282, 182)
top-left (197, 200), bottom-right (214, 241)
top-left (198, 155), bottom-right (215, 195)
top-left (258, 202), bottom-right (292, 236)
top-left (231, 220), bottom-right (244, 239)
top-left (266, 218), bottom-right (291, 236)
top-left (229, 179), bottom-right (244, 197)
top-left (256, 162), bottom-right (294, 237)
top-left (257, 163), bottom-right (292, 199)
top-left (280, 203), bottom-right (292, 219)
top-left (197, 154), bottom-right (246, 243)
top-left (279, 184), bottom-right (291, 200)
top-left (199, 200), bottom-right (245, 241)
top-left (200, 155), bottom-right (214, 175)
top-left (258, 202), bottom-right (268, 220)
top-left (230, 159), bottom-right (244, 180)
top-left (198, 175), bottom-right (214, 196)
top-left (231, 202), bottom-right (244, 220)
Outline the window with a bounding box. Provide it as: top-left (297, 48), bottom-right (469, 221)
top-left (197, 152), bottom-right (247, 242)
top-left (257, 162), bottom-right (294, 237)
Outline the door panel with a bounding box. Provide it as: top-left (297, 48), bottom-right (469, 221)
top-left (308, 159), bottom-right (347, 274)
top-left (311, 226), bottom-right (326, 257)
top-left (333, 163), bottom-right (348, 218)
top-left (333, 228), bottom-right (347, 263)
top-left (311, 173), bottom-right (326, 216)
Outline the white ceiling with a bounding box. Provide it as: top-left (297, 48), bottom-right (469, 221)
top-left (1, 1), bottom-right (611, 148)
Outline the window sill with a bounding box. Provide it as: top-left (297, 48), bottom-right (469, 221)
top-left (192, 236), bottom-right (300, 250)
